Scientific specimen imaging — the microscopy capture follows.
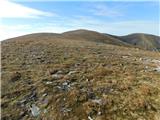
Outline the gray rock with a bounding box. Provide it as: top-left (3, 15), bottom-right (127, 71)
top-left (92, 99), bottom-right (102, 105)
top-left (46, 81), bottom-right (53, 85)
top-left (56, 70), bottom-right (63, 74)
top-left (44, 109), bottom-right (47, 113)
top-left (57, 81), bottom-right (71, 91)
top-left (60, 107), bottom-right (72, 113)
top-left (30, 104), bottom-right (40, 117)
top-left (52, 74), bottom-right (63, 79)
top-left (68, 71), bottom-right (77, 75)
top-left (42, 93), bottom-right (47, 97)
top-left (88, 116), bottom-right (93, 120)
top-left (155, 67), bottom-right (160, 72)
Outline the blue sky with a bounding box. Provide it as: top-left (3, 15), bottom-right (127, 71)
top-left (0, 0), bottom-right (159, 40)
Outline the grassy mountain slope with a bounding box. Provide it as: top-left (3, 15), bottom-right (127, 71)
top-left (62, 29), bottom-right (130, 46)
top-left (5, 29), bottom-right (160, 51)
top-left (1, 30), bottom-right (160, 120)
top-left (119, 33), bottom-right (160, 51)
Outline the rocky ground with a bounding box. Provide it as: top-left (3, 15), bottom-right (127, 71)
top-left (1, 37), bottom-right (160, 120)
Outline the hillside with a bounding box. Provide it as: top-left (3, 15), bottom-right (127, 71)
top-left (62, 29), bottom-right (130, 46)
top-left (119, 33), bottom-right (160, 51)
top-left (1, 29), bottom-right (160, 120)
top-left (4, 30), bottom-right (160, 51)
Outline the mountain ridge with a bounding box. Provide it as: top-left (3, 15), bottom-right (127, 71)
top-left (3, 29), bottom-right (160, 51)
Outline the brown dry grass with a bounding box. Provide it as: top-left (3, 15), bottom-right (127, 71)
top-left (1, 33), bottom-right (160, 120)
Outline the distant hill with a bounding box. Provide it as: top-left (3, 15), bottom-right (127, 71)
top-left (3, 29), bottom-right (160, 51)
top-left (62, 29), bottom-right (129, 46)
top-left (119, 33), bottom-right (160, 51)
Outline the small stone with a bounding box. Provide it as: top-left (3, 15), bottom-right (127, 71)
top-left (68, 71), bottom-right (77, 75)
top-left (122, 56), bottom-right (128, 59)
top-left (57, 81), bottom-right (71, 91)
top-left (42, 93), bottom-right (47, 97)
top-left (30, 104), bottom-right (40, 117)
top-left (92, 99), bottom-right (102, 105)
top-left (88, 116), bottom-right (93, 120)
top-left (57, 70), bottom-right (63, 74)
top-left (44, 109), bottom-right (47, 113)
top-left (98, 112), bottom-right (102, 115)
top-left (42, 98), bottom-right (49, 105)
top-left (154, 67), bottom-right (160, 72)
top-left (145, 66), bottom-right (148, 69)
top-left (20, 99), bottom-right (27, 104)
top-left (52, 74), bottom-right (63, 79)
top-left (62, 82), bottom-right (68, 86)
top-left (46, 81), bottom-right (53, 85)
top-left (60, 108), bottom-right (72, 113)
top-left (75, 63), bottom-right (80, 67)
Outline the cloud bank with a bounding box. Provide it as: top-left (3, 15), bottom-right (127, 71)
top-left (0, 0), bottom-right (54, 18)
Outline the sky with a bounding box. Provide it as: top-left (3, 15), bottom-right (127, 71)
top-left (0, 0), bottom-right (159, 40)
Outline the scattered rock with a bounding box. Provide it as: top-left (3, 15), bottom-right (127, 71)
top-left (97, 111), bottom-right (102, 115)
top-left (28, 90), bottom-right (37, 101)
top-left (75, 63), bottom-right (80, 67)
top-left (42, 93), bottom-right (47, 97)
top-left (19, 89), bottom-right (37, 106)
top-left (46, 81), bottom-right (53, 85)
top-left (145, 66), bottom-right (149, 69)
top-left (92, 99), bottom-right (102, 105)
top-left (97, 86), bottom-right (114, 95)
top-left (154, 67), bottom-right (160, 72)
top-left (88, 116), bottom-right (94, 120)
top-left (152, 59), bottom-right (160, 64)
top-left (43, 109), bottom-right (47, 113)
top-left (57, 70), bottom-right (64, 74)
top-left (60, 107), bottom-right (72, 113)
top-left (52, 73), bottom-right (64, 80)
top-left (122, 56), bottom-right (129, 59)
top-left (41, 98), bottom-right (49, 107)
top-left (57, 81), bottom-right (71, 91)
top-left (19, 99), bottom-right (27, 106)
top-left (30, 104), bottom-right (40, 117)
top-left (52, 74), bottom-right (61, 79)
top-left (67, 71), bottom-right (77, 75)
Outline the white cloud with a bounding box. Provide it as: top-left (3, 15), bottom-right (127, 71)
top-left (57, 16), bottom-right (159, 36)
top-left (0, 15), bottom-right (159, 41)
top-left (89, 4), bottom-right (123, 17)
top-left (0, 22), bottom-right (72, 40)
top-left (61, 16), bottom-right (159, 36)
top-left (0, 24), bottom-right (32, 40)
top-left (0, 0), bottom-right (55, 18)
